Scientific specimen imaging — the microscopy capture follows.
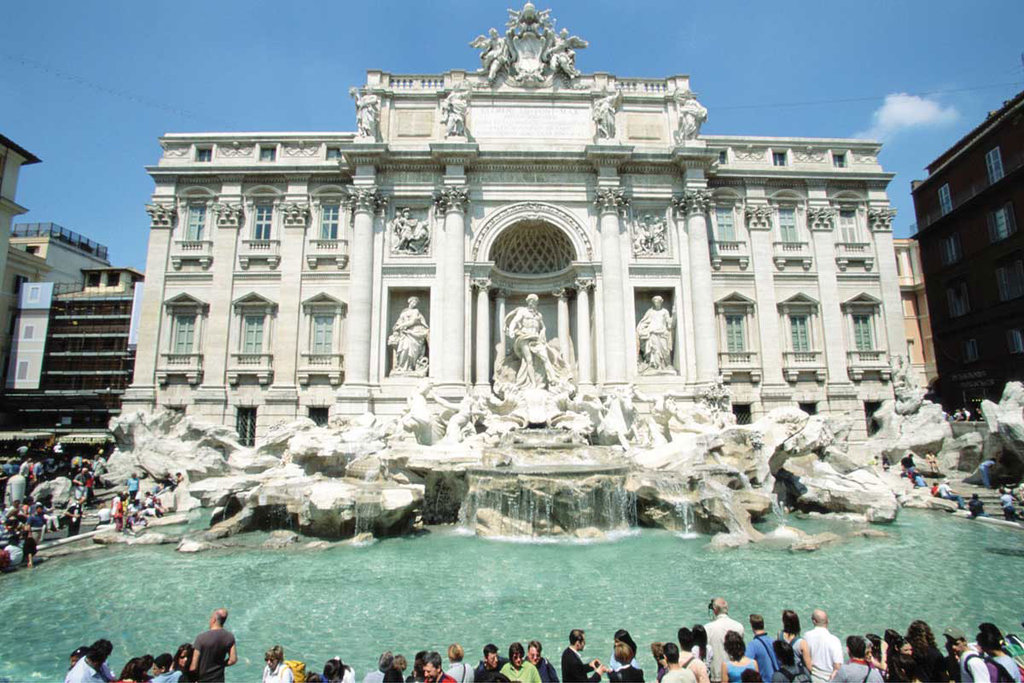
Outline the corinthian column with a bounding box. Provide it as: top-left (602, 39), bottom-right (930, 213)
top-left (575, 278), bottom-right (594, 385)
top-left (553, 289), bottom-right (571, 358)
top-left (595, 188), bottom-right (629, 384)
top-left (435, 187), bottom-right (470, 385)
top-left (345, 188), bottom-right (384, 386)
top-left (473, 278), bottom-right (491, 389)
top-left (674, 190), bottom-right (718, 384)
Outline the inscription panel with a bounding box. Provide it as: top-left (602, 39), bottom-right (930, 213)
top-left (395, 110), bottom-right (434, 138)
top-left (472, 105), bottom-right (591, 139)
top-left (626, 112), bottom-right (667, 141)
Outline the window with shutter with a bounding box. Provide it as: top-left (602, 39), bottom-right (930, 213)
top-left (938, 184), bottom-right (952, 215)
top-left (242, 315), bottom-right (264, 353)
top-left (173, 315), bottom-right (196, 354)
top-left (839, 210), bottom-right (858, 243)
top-left (725, 315), bottom-right (745, 352)
top-left (790, 315), bottom-right (810, 352)
top-left (312, 315), bottom-right (334, 353)
top-left (852, 314), bottom-right (873, 351)
top-left (778, 208), bottom-right (798, 242)
top-left (716, 208), bottom-right (735, 241)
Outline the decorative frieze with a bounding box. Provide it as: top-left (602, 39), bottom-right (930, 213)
top-left (217, 143), bottom-right (254, 158)
top-left (282, 142), bottom-right (320, 158)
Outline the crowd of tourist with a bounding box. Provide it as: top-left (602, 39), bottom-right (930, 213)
top-left (59, 601), bottom-right (1024, 683)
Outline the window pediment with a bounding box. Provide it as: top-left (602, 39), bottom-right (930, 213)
top-left (841, 292), bottom-right (881, 312)
top-left (715, 292), bottom-right (756, 314)
top-left (164, 293), bottom-right (209, 313)
top-left (778, 293), bottom-right (819, 313)
top-left (302, 292), bottom-right (347, 314)
top-left (233, 292), bottom-right (278, 313)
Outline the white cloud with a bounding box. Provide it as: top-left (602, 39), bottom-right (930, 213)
top-left (855, 93), bottom-right (959, 140)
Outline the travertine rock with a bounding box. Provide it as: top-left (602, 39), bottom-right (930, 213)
top-left (31, 477), bottom-right (73, 507)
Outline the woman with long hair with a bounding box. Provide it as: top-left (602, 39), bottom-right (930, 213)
top-left (906, 620), bottom-right (948, 682)
top-left (778, 610), bottom-right (812, 675)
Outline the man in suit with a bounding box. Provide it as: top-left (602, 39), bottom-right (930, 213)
top-left (561, 629), bottom-right (608, 683)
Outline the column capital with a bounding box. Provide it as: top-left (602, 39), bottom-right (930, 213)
top-left (744, 203), bottom-right (773, 231)
top-left (279, 201), bottom-right (311, 228)
top-left (868, 206), bottom-right (896, 232)
top-left (472, 277), bottom-right (491, 292)
top-left (672, 190), bottom-right (712, 217)
top-left (807, 206), bottom-right (836, 232)
top-left (594, 188), bottom-right (630, 215)
top-left (552, 288), bottom-right (568, 299)
top-left (211, 202), bottom-right (244, 230)
top-left (434, 186), bottom-right (470, 214)
top-left (574, 277), bottom-right (595, 292)
top-left (351, 187), bottom-right (386, 214)
top-left (146, 203), bottom-right (177, 229)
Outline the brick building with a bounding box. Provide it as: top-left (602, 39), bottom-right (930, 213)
top-left (912, 90), bottom-right (1024, 409)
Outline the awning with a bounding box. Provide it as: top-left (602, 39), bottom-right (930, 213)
top-left (0, 431), bottom-right (55, 442)
top-left (57, 432), bottom-right (114, 445)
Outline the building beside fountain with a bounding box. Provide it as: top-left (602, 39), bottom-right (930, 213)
top-left (123, 3), bottom-right (906, 441)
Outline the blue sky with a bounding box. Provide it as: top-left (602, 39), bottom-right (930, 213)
top-left (2, 0), bottom-right (1022, 270)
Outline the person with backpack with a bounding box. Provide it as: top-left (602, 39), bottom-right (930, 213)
top-left (263, 645), bottom-right (298, 683)
top-left (769, 642), bottom-right (809, 683)
top-left (745, 615), bottom-right (779, 682)
top-left (978, 624), bottom-right (1022, 683)
top-left (832, 637), bottom-right (882, 683)
top-left (677, 628), bottom-right (711, 683)
top-left (945, 626), bottom-right (1014, 682)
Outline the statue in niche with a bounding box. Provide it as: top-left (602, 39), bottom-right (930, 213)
top-left (349, 88), bottom-right (381, 140)
top-left (674, 95), bottom-right (708, 143)
top-left (636, 296), bottom-right (675, 374)
top-left (391, 208), bottom-right (430, 255)
top-left (441, 88), bottom-right (470, 138)
top-left (592, 90), bottom-right (621, 141)
top-left (494, 293), bottom-right (573, 397)
top-left (632, 213), bottom-right (667, 255)
top-left (388, 297), bottom-right (430, 376)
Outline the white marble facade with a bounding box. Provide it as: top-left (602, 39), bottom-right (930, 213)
top-left (123, 5), bottom-right (905, 438)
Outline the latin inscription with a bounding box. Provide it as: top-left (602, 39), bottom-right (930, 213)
top-left (472, 106), bottom-right (591, 139)
top-left (395, 110), bottom-right (434, 137)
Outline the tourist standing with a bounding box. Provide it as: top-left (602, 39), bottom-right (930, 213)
top-left (944, 627), bottom-right (991, 682)
top-left (364, 652), bottom-right (395, 683)
top-left (778, 611), bottom-right (812, 676)
top-left (528, 641), bottom-right (559, 683)
top-left (172, 644), bottom-right (194, 682)
top-left (744, 615), bottom-right (778, 682)
top-left (424, 652), bottom-right (457, 683)
top-left (447, 644), bottom-right (474, 683)
top-left (769, 642), bottom-right (809, 683)
top-left (977, 624), bottom-right (1021, 683)
top-left (662, 644), bottom-right (697, 683)
top-left (324, 657), bottom-right (356, 683)
top-left (906, 620), bottom-right (949, 683)
top-left (189, 608), bottom-right (237, 682)
top-left (705, 598), bottom-right (745, 682)
top-left (676, 630), bottom-right (711, 683)
top-left (151, 653), bottom-right (182, 683)
top-left (476, 645), bottom-right (508, 683)
top-left (721, 633), bottom-right (757, 683)
top-left (979, 459), bottom-right (996, 488)
top-left (610, 631), bottom-right (641, 672)
top-left (832, 637), bottom-right (882, 683)
top-left (63, 497), bottom-right (84, 537)
top-left (263, 646), bottom-right (294, 683)
top-left (607, 641), bottom-right (643, 683)
top-left (802, 610), bottom-right (841, 683)
top-left (501, 643), bottom-right (542, 683)
top-left (562, 629), bottom-right (606, 683)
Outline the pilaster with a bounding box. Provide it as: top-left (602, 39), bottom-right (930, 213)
top-left (435, 186), bottom-right (470, 388)
top-left (673, 187), bottom-right (718, 385)
top-left (594, 187), bottom-right (630, 384)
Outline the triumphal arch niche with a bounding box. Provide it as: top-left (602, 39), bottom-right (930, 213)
top-left (128, 0), bottom-right (905, 438)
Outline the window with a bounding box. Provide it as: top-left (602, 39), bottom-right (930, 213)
top-left (16, 361), bottom-right (28, 381)
top-left (259, 146), bottom-right (276, 162)
top-left (725, 314), bottom-right (746, 352)
top-left (12, 275), bottom-right (27, 294)
top-left (308, 406), bottom-right (330, 427)
top-left (778, 208), bottom-right (798, 242)
top-left (987, 203), bottom-right (1017, 242)
top-left (938, 184), bottom-right (952, 215)
top-left (832, 153), bottom-right (846, 168)
top-left (790, 315), bottom-right (810, 352)
top-left (27, 285), bottom-right (40, 302)
top-left (798, 402), bottom-right (818, 415)
top-left (326, 147), bottom-right (342, 160)
top-left (23, 325), bottom-right (34, 341)
top-left (986, 147), bottom-right (1004, 184)
top-left (236, 407), bottom-right (257, 447)
top-left (312, 314), bottom-right (334, 354)
top-left (173, 314), bottom-right (196, 354)
top-left (1009, 328), bottom-right (1024, 354)
top-left (242, 315), bottom-right (265, 353)
top-left (253, 204), bottom-right (273, 240)
top-left (715, 207), bottom-right (735, 241)
top-left (772, 151), bottom-right (787, 167)
top-left (87, 272), bottom-right (101, 287)
top-left (852, 314), bottom-right (874, 351)
top-left (320, 204), bottom-right (340, 240)
top-left (732, 403), bottom-right (752, 425)
top-left (963, 338), bottom-right (979, 362)
top-left (106, 272), bottom-right (121, 287)
top-left (839, 209), bottom-right (859, 243)
top-left (996, 257), bottom-right (1024, 301)
top-left (946, 282), bottom-right (970, 317)
top-left (196, 147), bottom-right (212, 162)
top-left (940, 233), bottom-right (962, 265)
top-left (25, 245), bottom-right (38, 255)
top-left (186, 206), bottom-right (206, 241)
top-left (718, 150), bottom-right (727, 164)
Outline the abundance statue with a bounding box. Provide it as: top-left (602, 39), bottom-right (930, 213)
top-left (674, 95), bottom-right (708, 143)
top-left (391, 208), bottom-right (430, 255)
top-left (592, 90), bottom-right (621, 141)
top-left (494, 293), bottom-right (573, 397)
top-left (636, 296), bottom-right (675, 374)
top-left (441, 88), bottom-right (470, 138)
top-left (388, 297), bottom-right (429, 376)
top-left (349, 88), bottom-right (380, 140)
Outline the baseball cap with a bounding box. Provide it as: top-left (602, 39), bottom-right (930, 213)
top-left (943, 627), bottom-right (966, 641)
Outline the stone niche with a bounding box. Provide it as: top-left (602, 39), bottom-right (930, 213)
top-left (386, 287), bottom-right (431, 378)
top-left (633, 288), bottom-right (677, 375)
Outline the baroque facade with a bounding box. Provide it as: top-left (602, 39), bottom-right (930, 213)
top-left (123, 4), bottom-right (906, 441)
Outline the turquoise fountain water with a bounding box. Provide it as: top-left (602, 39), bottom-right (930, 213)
top-left (1, 511), bottom-right (1021, 681)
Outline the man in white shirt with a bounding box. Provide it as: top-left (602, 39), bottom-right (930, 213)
top-left (703, 598), bottom-right (745, 682)
top-left (65, 640), bottom-right (114, 683)
top-left (803, 609), bottom-right (842, 683)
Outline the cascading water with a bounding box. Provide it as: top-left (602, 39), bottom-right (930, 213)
top-left (459, 464), bottom-right (636, 540)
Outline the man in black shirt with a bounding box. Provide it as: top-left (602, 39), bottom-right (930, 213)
top-left (190, 608), bottom-right (237, 682)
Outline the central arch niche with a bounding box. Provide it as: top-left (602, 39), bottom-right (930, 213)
top-left (489, 220), bottom-right (576, 275)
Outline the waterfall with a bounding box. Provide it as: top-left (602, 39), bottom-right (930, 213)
top-left (675, 499), bottom-right (696, 538)
top-left (353, 497), bottom-right (378, 537)
top-left (771, 492), bottom-right (788, 528)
